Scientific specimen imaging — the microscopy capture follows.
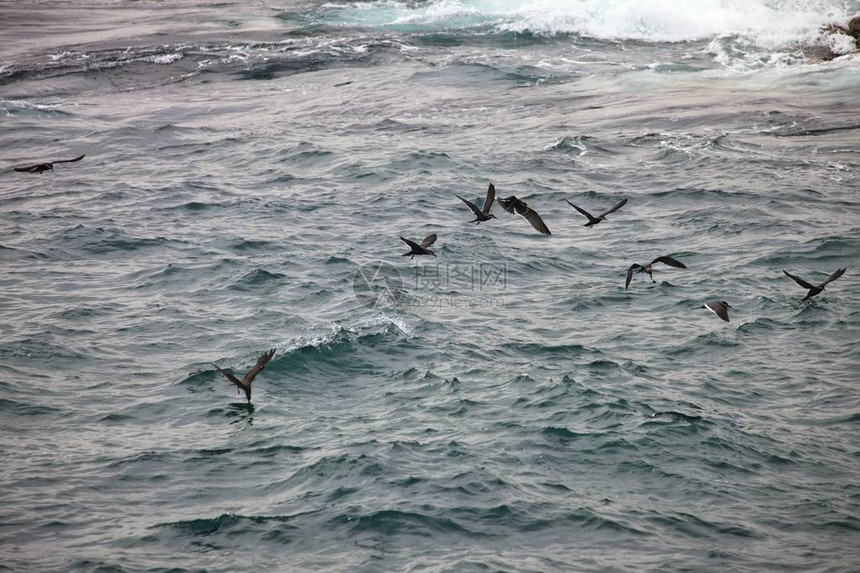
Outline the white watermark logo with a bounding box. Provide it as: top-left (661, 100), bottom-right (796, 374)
top-left (353, 261), bottom-right (507, 310)
top-left (352, 261), bottom-right (405, 310)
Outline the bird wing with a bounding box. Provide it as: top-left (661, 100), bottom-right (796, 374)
top-left (420, 233), bottom-right (438, 248)
top-left (400, 236), bottom-right (422, 250)
top-left (13, 163), bottom-right (48, 172)
top-left (52, 154), bottom-right (85, 164)
top-left (482, 183), bottom-right (496, 215)
top-left (705, 301), bottom-right (730, 322)
top-left (497, 196), bottom-right (517, 214)
top-left (598, 198), bottom-right (628, 218)
top-left (456, 195), bottom-right (483, 217)
top-left (625, 264), bottom-right (641, 289)
top-left (652, 256), bottom-right (687, 269)
top-left (213, 364), bottom-right (243, 387)
top-left (820, 267), bottom-right (846, 287)
top-left (783, 270), bottom-right (814, 290)
top-left (565, 199), bottom-right (595, 221)
top-left (242, 348), bottom-right (276, 385)
top-left (518, 205), bottom-right (551, 235)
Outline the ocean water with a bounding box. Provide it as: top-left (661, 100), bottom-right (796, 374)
top-left (1, 1), bottom-right (859, 571)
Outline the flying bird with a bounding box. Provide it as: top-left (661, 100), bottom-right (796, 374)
top-left (702, 301), bottom-right (731, 322)
top-left (783, 268), bottom-right (846, 301)
top-left (213, 348), bottom-right (276, 404)
top-left (400, 233), bottom-right (437, 258)
top-left (456, 183), bottom-right (496, 224)
top-left (13, 154), bottom-right (85, 174)
top-left (626, 256), bottom-right (687, 289)
top-left (565, 197), bottom-right (627, 227)
top-left (497, 195), bottom-right (551, 235)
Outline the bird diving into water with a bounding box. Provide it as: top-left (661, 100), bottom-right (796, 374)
top-left (456, 183), bottom-right (496, 224)
top-left (213, 348), bottom-right (276, 404)
top-left (13, 154), bottom-right (85, 174)
top-left (565, 197), bottom-right (627, 227)
top-left (702, 301), bottom-right (732, 322)
top-left (626, 256), bottom-right (687, 289)
top-left (783, 268), bottom-right (846, 301)
top-left (400, 233), bottom-right (437, 258)
top-left (497, 195), bottom-right (551, 235)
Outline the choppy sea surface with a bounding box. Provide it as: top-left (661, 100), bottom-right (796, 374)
top-left (1, 1), bottom-right (859, 571)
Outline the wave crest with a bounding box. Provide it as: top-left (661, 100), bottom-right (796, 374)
top-left (322, 0), bottom-right (849, 45)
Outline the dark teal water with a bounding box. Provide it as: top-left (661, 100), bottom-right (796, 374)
top-left (1, 1), bottom-right (859, 571)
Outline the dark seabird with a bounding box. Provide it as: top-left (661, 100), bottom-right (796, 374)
top-left (456, 183), bottom-right (496, 224)
top-left (13, 154), bottom-right (85, 174)
top-left (626, 256), bottom-right (687, 289)
top-left (702, 301), bottom-right (731, 322)
top-left (565, 198), bottom-right (627, 227)
top-left (783, 268), bottom-right (846, 301)
top-left (214, 348), bottom-right (276, 404)
top-left (400, 233), bottom-right (437, 258)
top-left (497, 195), bottom-right (551, 235)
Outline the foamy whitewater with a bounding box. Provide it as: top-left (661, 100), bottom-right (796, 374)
top-left (1, 0), bottom-right (859, 571)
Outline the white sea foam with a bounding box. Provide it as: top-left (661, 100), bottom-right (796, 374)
top-left (329, 0), bottom-right (856, 47)
top-left (49, 51), bottom-right (76, 62)
top-left (348, 313), bottom-right (414, 337)
top-left (146, 52), bottom-right (184, 65)
top-left (287, 313), bottom-right (413, 354)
